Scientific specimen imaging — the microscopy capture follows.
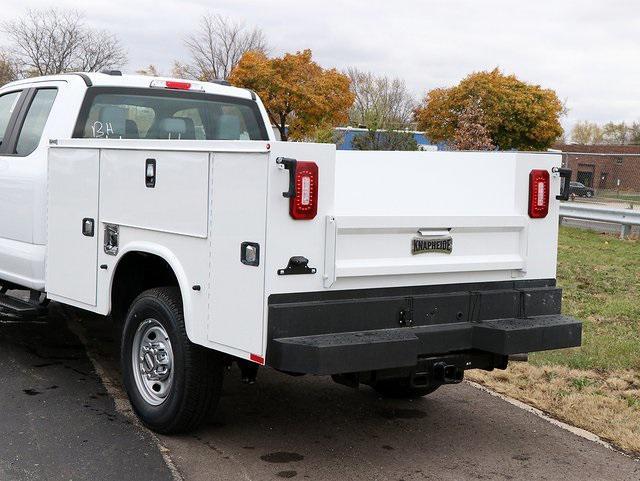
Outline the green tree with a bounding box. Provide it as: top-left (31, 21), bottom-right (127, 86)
top-left (302, 124), bottom-right (345, 145)
top-left (351, 129), bottom-right (418, 151)
top-left (415, 68), bottom-right (564, 150)
top-left (351, 113), bottom-right (418, 151)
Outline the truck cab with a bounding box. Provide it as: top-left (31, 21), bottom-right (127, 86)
top-left (0, 72), bottom-right (581, 434)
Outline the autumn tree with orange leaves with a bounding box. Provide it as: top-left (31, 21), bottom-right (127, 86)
top-left (451, 100), bottom-right (494, 151)
top-left (229, 49), bottom-right (354, 141)
top-left (415, 69), bottom-right (564, 151)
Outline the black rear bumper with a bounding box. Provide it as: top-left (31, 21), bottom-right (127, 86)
top-left (266, 279), bottom-right (582, 375)
top-left (269, 315), bottom-right (581, 375)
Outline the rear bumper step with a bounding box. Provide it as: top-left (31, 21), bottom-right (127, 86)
top-left (269, 315), bottom-right (581, 375)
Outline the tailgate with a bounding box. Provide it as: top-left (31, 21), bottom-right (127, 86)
top-left (323, 214), bottom-right (527, 287)
top-left (327, 151), bottom-right (562, 289)
top-left (263, 146), bottom-right (562, 296)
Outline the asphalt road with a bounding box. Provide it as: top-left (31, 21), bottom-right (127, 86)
top-left (0, 305), bottom-right (173, 481)
top-left (2, 304), bottom-right (639, 481)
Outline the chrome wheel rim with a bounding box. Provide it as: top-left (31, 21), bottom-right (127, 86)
top-left (132, 319), bottom-right (174, 406)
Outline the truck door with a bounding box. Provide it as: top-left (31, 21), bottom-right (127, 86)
top-left (46, 147), bottom-right (100, 307)
top-left (0, 86), bottom-right (60, 290)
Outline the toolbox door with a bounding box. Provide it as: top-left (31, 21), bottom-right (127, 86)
top-left (46, 147), bottom-right (100, 307)
top-left (208, 151), bottom-right (269, 357)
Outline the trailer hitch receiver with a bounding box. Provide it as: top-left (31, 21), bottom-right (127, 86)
top-left (433, 362), bottom-right (464, 384)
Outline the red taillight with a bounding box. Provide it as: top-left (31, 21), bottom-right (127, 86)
top-left (529, 169), bottom-right (550, 218)
top-left (290, 161), bottom-right (318, 220)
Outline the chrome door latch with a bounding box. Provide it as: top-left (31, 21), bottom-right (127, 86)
top-left (104, 224), bottom-right (119, 256)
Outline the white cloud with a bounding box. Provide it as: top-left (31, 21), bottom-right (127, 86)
top-left (2, 0), bottom-right (639, 132)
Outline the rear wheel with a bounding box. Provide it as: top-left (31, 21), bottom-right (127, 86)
top-left (372, 377), bottom-right (442, 399)
top-left (121, 287), bottom-right (223, 434)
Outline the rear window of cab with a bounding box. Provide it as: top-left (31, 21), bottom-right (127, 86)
top-left (73, 87), bottom-right (269, 141)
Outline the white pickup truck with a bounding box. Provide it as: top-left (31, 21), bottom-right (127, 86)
top-left (0, 72), bottom-right (581, 434)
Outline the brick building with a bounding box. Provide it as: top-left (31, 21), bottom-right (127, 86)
top-left (553, 144), bottom-right (640, 192)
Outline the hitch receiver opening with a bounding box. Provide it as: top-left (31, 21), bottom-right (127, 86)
top-left (433, 362), bottom-right (464, 384)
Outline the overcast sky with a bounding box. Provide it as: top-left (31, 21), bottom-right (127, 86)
top-left (2, 0), bottom-right (639, 132)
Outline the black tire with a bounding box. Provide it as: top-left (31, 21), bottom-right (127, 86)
top-left (372, 377), bottom-right (442, 399)
top-left (121, 287), bottom-right (223, 434)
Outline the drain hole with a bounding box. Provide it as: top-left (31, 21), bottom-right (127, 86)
top-left (152, 383), bottom-right (161, 392)
top-left (148, 332), bottom-right (157, 340)
top-left (456, 311), bottom-right (464, 320)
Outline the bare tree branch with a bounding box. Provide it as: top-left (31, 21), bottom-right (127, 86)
top-left (76, 29), bottom-right (127, 72)
top-left (0, 51), bottom-right (19, 86)
top-left (347, 68), bottom-right (416, 130)
top-left (2, 8), bottom-right (127, 77)
top-left (136, 64), bottom-right (161, 77)
top-left (182, 14), bottom-right (268, 81)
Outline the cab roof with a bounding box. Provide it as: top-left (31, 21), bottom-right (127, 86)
top-left (2, 71), bottom-right (255, 101)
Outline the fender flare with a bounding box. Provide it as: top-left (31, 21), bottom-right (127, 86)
top-left (109, 241), bottom-right (196, 340)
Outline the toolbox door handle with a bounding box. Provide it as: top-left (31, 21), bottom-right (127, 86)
top-left (145, 158), bottom-right (156, 188)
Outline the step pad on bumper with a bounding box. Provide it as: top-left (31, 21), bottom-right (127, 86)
top-left (474, 317), bottom-right (582, 355)
top-left (269, 315), bottom-right (581, 375)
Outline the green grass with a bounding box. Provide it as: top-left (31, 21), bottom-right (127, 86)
top-left (530, 227), bottom-right (640, 371)
top-left (596, 190), bottom-right (640, 205)
top-left (615, 193), bottom-right (640, 202)
top-left (569, 377), bottom-right (595, 390)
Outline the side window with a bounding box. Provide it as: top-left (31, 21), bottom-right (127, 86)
top-left (0, 91), bottom-right (22, 148)
top-left (15, 89), bottom-right (58, 156)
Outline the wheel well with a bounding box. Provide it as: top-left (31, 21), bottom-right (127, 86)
top-left (111, 251), bottom-right (180, 323)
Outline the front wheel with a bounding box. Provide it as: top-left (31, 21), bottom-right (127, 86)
top-left (372, 377), bottom-right (442, 399)
top-left (121, 287), bottom-right (223, 434)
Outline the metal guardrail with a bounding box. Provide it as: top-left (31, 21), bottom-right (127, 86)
top-left (559, 203), bottom-right (640, 239)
